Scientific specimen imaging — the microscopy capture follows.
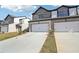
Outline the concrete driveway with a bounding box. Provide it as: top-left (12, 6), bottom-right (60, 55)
top-left (0, 32), bottom-right (48, 53)
top-left (54, 32), bottom-right (79, 53)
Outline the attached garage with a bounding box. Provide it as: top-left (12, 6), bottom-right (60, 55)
top-left (54, 21), bottom-right (79, 32)
top-left (1, 25), bottom-right (8, 33)
top-left (31, 23), bottom-right (49, 32)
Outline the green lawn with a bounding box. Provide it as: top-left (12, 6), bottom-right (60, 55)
top-left (0, 28), bottom-right (29, 41)
top-left (40, 31), bottom-right (57, 53)
top-left (0, 32), bottom-right (19, 41)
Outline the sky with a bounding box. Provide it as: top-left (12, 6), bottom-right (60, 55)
top-left (0, 5), bottom-right (59, 20)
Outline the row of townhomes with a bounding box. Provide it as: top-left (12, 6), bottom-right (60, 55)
top-left (0, 15), bottom-right (29, 33)
top-left (29, 5), bottom-right (79, 32)
top-left (1, 5), bottom-right (79, 33)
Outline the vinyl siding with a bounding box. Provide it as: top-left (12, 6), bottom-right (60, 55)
top-left (69, 8), bottom-right (77, 16)
top-left (33, 8), bottom-right (51, 20)
top-left (5, 16), bottom-right (14, 24)
top-left (52, 11), bottom-right (57, 18)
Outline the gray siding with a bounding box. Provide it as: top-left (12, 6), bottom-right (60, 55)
top-left (5, 16), bottom-right (14, 24)
top-left (33, 8), bottom-right (51, 20)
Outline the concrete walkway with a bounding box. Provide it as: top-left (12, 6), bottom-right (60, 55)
top-left (0, 32), bottom-right (48, 53)
top-left (54, 32), bottom-right (79, 53)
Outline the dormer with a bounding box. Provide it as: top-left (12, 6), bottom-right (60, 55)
top-left (32, 7), bottom-right (51, 20)
top-left (57, 5), bottom-right (69, 17)
top-left (4, 14), bottom-right (15, 24)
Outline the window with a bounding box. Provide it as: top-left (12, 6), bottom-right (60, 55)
top-left (39, 14), bottom-right (50, 19)
top-left (69, 8), bottom-right (77, 16)
top-left (58, 7), bottom-right (68, 17)
top-left (39, 14), bottom-right (43, 19)
top-left (52, 11), bottom-right (57, 18)
top-left (58, 10), bottom-right (68, 17)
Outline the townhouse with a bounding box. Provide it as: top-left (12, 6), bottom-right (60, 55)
top-left (29, 5), bottom-right (79, 32)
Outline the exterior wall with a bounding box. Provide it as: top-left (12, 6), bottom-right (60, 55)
top-left (67, 18), bottom-right (79, 22)
top-left (21, 18), bottom-right (29, 31)
top-left (29, 23), bottom-right (32, 32)
top-left (14, 17), bottom-right (26, 24)
top-left (8, 23), bottom-right (17, 32)
top-left (8, 18), bottom-right (29, 32)
top-left (30, 6), bottom-right (79, 32)
top-left (69, 8), bottom-right (77, 16)
top-left (14, 18), bottom-right (20, 24)
top-left (8, 17), bottom-right (20, 32)
top-left (33, 8), bottom-right (51, 20)
top-left (32, 6), bottom-right (79, 22)
top-left (52, 11), bottom-right (57, 18)
top-left (52, 19), bottom-right (66, 23)
top-left (58, 7), bottom-right (69, 17)
top-left (0, 16), bottom-right (29, 33)
top-left (5, 16), bottom-right (14, 24)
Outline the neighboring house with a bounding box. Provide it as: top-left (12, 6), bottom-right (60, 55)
top-left (0, 15), bottom-right (29, 33)
top-left (29, 5), bottom-right (79, 32)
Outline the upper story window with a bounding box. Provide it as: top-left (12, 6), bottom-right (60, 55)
top-left (19, 19), bottom-right (23, 24)
top-left (69, 8), bottom-right (77, 16)
top-left (39, 14), bottom-right (44, 19)
top-left (39, 14), bottom-right (50, 19)
top-left (58, 7), bottom-right (68, 17)
top-left (52, 11), bottom-right (57, 18)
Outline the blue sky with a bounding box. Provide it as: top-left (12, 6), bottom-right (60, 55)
top-left (0, 5), bottom-right (59, 20)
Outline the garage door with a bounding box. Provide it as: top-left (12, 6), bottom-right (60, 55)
top-left (54, 21), bottom-right (79, 32)
top-left (1, 26), bottom-right (8, 33)
top-left (32, 23), bottom-right (49, 32)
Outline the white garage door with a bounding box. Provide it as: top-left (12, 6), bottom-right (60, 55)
top-left (32, 23), bottom-right (49, 32)
top-left (1, 26), bottom-right (8, 33)
top-left (54, 21), bottom-right (79, 32)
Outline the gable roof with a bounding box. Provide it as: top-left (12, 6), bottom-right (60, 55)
top-left (50, 5), bottom-right (79, 11)
top-left (57, 5), bottom-right (79, 9)
top-left (32, 5), bottom-right (79, 15)
top-left (4, 14), bottom-right (27, 20)
top-left (32, 6), bottom-right (51, 15)
top-left (4, 14), bottom-right (16, 21)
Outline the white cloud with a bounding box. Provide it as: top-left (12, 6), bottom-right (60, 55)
top-left (0, 5), bottom-right (37, 12)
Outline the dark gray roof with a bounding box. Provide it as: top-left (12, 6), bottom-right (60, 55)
top-left (32, 5), bottom-right (79, 15)
top-left (32, 6), bottom-right (51, 15)
top-left (0, 20), bottom-right (3, 22)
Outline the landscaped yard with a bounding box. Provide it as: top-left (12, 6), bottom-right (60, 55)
top-left (0, 28), bottom-right (29, 41)
top-left (40, 31), bottom-right (57, 53)
top-left (0, 32), bottom-right (19, 41)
